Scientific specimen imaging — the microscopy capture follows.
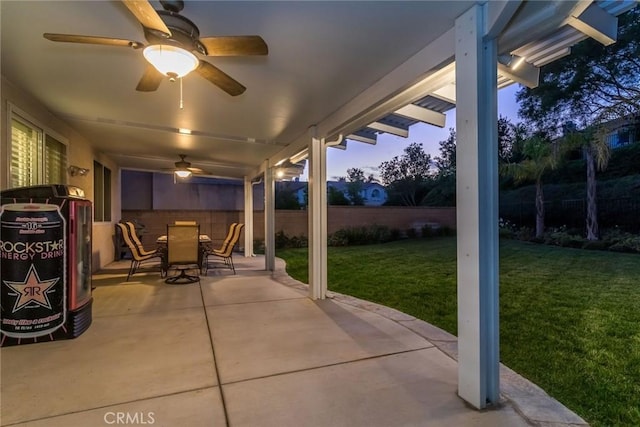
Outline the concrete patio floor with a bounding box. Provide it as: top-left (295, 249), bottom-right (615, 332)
top-left (1, 256), bottom-right (587, 427)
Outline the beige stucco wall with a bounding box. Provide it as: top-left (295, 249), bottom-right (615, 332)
top-left (1, 76), bottom-right (120, 271)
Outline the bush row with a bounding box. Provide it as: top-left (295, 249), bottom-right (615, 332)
top-left (254, 224), bottom-right (456, 250)
top-left (499, 221), bottom-right (640, 253)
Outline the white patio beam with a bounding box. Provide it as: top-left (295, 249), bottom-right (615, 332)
top-left (485, 0), bottom-right (523, 39)
top-left (366, 122), bottom-right (409, 138)
top-left (566, 2), bottom-right (618, 46)
top-left (497, 60), bottom-right (540, 88)
top-left (394, 104), bottom-right (446, 128)
top-left (307, 126), bottom-right (328, 300)
top-left (243, 176), bottom-right (254, 257)
top-left (347, 133), bottom-right (377, 145)
top-left (455, 3), bottom-right (500, 409)
top-left (498, 1), bottom-right (587, 53)
top-left (431, 83), bottom-right (456, 104)
top-left (264, 165), bottom-right (276, 271)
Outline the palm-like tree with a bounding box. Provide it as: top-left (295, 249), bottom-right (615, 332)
top-left (563, 125), bottom-right (611, 240)
top-left (501, 136), bottom-right (558, 238)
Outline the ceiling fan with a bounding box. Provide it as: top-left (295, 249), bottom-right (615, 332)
top-left (170, 154), bottom-right (211, 178)
top-left (43, 0), bottom-right (268, 96)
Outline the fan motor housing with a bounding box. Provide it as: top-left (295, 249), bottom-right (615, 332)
top-left (144, 10), bottom-right (206, 56)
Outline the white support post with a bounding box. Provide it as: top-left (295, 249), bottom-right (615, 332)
top-left (264, 166), bottom-right (276, 271)
top-left (307, 127), bottom-right (328, 300)
top-left (243, 176), bottom-right (254, 257)
top-left (455, 3), bottom-right (500, 409)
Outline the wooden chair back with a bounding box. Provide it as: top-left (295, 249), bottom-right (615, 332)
top-left (167, 224), bottom-right (200, 265)
top-left (116, 222), bottom-right (146, 261)
top-left (218, 223), bottom-right (244, 257)
top-left (216, 223), bottom-right (238, 253)
top-left (124, 221), bottom-right (156, 256)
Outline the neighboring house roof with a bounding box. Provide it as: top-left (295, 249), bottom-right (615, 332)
top-left (286, 181), bottom-right (388, 206)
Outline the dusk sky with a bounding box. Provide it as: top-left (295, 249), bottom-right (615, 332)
top-left (317, 83), bottom-right (522, 181)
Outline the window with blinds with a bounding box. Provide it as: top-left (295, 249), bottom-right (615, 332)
top-left (45, 134), bottom-right (67, 184)
top-left (9, 109), bottom-right (67, 188)
top-left (10, 117), bottom-right (41, 187)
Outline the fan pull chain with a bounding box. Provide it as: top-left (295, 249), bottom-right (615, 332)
top-left (179, 77), bottom-right (184, 109)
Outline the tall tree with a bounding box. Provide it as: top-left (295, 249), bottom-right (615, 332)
top-left (498, 115), bottom-right (518, 162)
top-left (435, 116), bottom-right (521, 177)
top-left (501, 136), bottom-right (558, 238)
top-left (517, 9), bottom-right (638, 239)
top-left (345, 167), bottom-right (366, 205)
top-left (435, 128), bottom-right (456, 177)
top-left (327, 185), bottom-right (350, 205)
top-left (379, 142), bottom-right (432, 206)
top-left (562, 126), bottom-right (611, 240)
top-left (275, 182), bottom-right (301, 209)
top-left (516, 8), bottom-right (640, 135)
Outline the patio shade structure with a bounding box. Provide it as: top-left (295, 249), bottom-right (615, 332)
top-left (1, 0), bottom-right (636, 411)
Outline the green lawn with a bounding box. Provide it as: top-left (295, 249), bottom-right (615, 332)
top-left (277, 237), bottom-right (640, 427)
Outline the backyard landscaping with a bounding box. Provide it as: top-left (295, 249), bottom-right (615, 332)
top-left (277, 237), bottom-right (640, 427)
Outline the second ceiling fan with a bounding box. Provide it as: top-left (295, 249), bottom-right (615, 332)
top-left (43, 0), bottom-right (268, 96)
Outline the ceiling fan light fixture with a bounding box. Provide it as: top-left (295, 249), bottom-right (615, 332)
top-left (143, 44), bottom-right (199, 78)
top-left (174, 168), bottom-right (192, 178)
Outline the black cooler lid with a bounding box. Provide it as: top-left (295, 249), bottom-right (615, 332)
top-left (1, 184), bottom-right (86, 199)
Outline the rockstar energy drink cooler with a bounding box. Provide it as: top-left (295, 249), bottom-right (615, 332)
top-left (0, 203), bottom-right (66, 338)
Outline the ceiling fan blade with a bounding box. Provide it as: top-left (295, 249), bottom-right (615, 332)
top-left (187, 167), bottom-right (207, 174)
top-left (136, 63), bottom-right (164, 91)
top-left (200, 36), bottom-right (268, 56)
top-left (43, 33), bottom-right (144, 49)
top-left (122, 0), bottom-right (171, 36)
top-left (196, 60), bottom-right (246, 96)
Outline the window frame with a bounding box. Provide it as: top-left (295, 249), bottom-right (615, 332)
top-left (7, 103), bottom-right (68, 188)
top-left (93, 160), bottom-right (112, 222)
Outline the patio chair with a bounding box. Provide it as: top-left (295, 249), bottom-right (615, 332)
top-left (201, 222), bottom-right (238, 271)
top-left (203, 223), bottom-right (244, 274)
top-left (219, 223), bottom-right (239, 252)
top-left (165, 224), bottom-right (201, 284)
top-left (116, 222), bottom-right (164, 281)
top-left (124, 221), bottom-right (157, 256)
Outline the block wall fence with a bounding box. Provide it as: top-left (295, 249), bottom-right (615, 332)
top-left (121, 206), bottom-right (456, 250)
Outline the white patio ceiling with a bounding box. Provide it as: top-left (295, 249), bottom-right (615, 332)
top-left (1, 1), bottom-right (635, 180)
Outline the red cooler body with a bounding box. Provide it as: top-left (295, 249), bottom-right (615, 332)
top-left (1, 184), bottom-right (93, 346)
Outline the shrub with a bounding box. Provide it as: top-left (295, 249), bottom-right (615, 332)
top-left (499, 227), bottom-right (515, 239)
top-left (328, 231), bottom-right (349, 247)
top-left (421, 223), bottom-right (442, 237)
top-left (328, 224), bottom-right (396, 246)
top-left (389, 228), bottom-right (402, 241)
top-left (440, 226), bottom-right (455, 236)
top-left (582, 240), bottom-right (610, 251)
top-left (274, 230), bottom-right (308, 249)
top-left (254, 239), bottom-right (265, 254)
top-left (515, 227), bottom-right (534, 241)
top-left (275, 230), bottom-right (289, 249)
top-left (509, 224), bottom-right (640, 254)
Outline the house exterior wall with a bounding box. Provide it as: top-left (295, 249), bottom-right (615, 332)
top-left (121, 206), bottom-right (456, 250)
top-left (1, 76), bottom-right (120, 271)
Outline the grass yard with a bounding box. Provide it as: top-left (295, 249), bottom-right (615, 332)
top-left (277, 237), bottom-right (640, 427)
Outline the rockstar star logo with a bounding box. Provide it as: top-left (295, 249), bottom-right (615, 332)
top-left (3, 264), bottom-right (59, 313)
